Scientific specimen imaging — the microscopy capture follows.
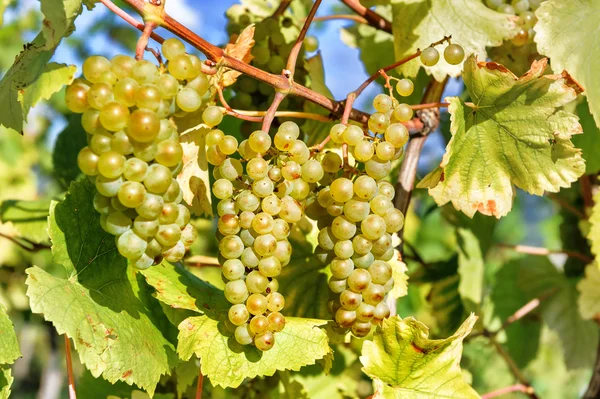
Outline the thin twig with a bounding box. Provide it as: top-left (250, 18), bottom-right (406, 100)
top-left (340, 0), bottom-right (392, 33)
top-left (286, 0), bottom-right (323, 74)
top-left (262, 92), bottom-right (287, 132)
top-left (547, 193), bottom-right (586, 219)
top-left (0, 232), bottom-right (49, 252)
top-left (490, 338), bottom-right (539, 399)
top-left (497, 298), bottom-right (541, 333)
top-left (481, 384), bottom-right (533, 399)
top-left (136, 22), bottom-right (157, 60)
top-left (313, 14), bottom-right (368, 24)
top-left (64, 336), bottom-right (76, 399)
top-left (498, 243), bottom-right (593, 264)
top-left (271, 0), bottom-right (292, 18)
top-left (185, 255), bottom-right (220, 267)
top-left (196, 366), bottom-right (204, 399)
top-left (580, 175), bottom-right (594, 210)
top-left (411, 102), bottom-right (450, 110)
top-left (221, 108), bottom-right (332, 123)
top-left (216, 86), bottom-right (263, 122)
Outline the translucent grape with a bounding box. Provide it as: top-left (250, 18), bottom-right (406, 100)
top-left (128, 109), bottom-right (160, 142)
top-left (110, 54), bottom-right (135, 79)
top-left (222, 259), bottom-right (245, 281)
top-left (225, 280), bottom-right (249, 304)
top-left (156, 224), bottom-right (181, 247)
top-left (444, 44), bottom-right (465, 65)
top-left (356, 302), bottom-right (375, 322)
top-left (229, 304), bottom-right (250, 326)
top-left (363, 283), bottom-right (385, 305)
top-left (131, 60), bottom-right (159, 84)
top-left (335, 308), bottom-right (357, 328)
top-left (118, 181), bottom-right (146, 208)
top-left (330, 178), bottom-right (354, 203)
top-left (354, 140), bottom-right (375, 162)
top-left (340, 289), bottom-right (362, 310)
top-left (176, 88), bottom-right (202, 113)
top-left (83, 56), bottom-right (111, 83)
top-left (343, 198), bottom-right (371, 222)
top-left (218, 136), bottom-right (238, 156)
top-left (213, 179), bottom-right (234, 200)
top-left (420, 47), bottom-right (440, 66)
top-left (351, 322), bottom-right (372, 337)
top-left (368, 112), bottom-right (390, 133)
top-left (111, 131), bottom-right (134, 155)
top-left (301, 159), bottom-right (324, 183)
top-left (385, 123), bottom-right (409, 148)
top-left (65, 83), bottom-right (89, 113)
top-left (249, 130), bottom-right (271, 154)
top-left (202, 106), bottom-right (223, 127)
top-left (343, 125), bottom-right (364, 146)
top-left (77, 147), bottom-right (99, 176)
top-left (329, 123), bottom-right (346, 144)
top-left (246, 293), bottom-right (268, 315)
top-left (331, 216), bottom-right (357, 241)
top-left (396, 78), bottom-right (414, 97)
top-left (328, 277), bottom-right (347, 294)
top-left (267, 312), bottom-right (285, 332)
top-left (104, 211), bottom-right (132, 236)
top-left (249, 315), bottom-right (269, 335)
top-left (253, 234), bottom-right (277, 257)
top-left (117, 230), bottom-right (147, 259)
top-left (373, 94), bottom-right (393, 113)
top-left (136, 193), bottom-right (164, 219)
top-left (365, 157), bottom-right (391, 180)
top-left (133, 216), bottom-right (159, 239)
top-left (246, 270), bottom-right (269, 294)
top-left (159, 202), bottom-right (180, 225)
top-left (88, 83), bottom-right (113, 110)
top-left (254, 331), bottom-right (275, 351)
top-left (361, 214), bottom-right (387, 240)
top-left (393, 103), bottom-right (413, 122)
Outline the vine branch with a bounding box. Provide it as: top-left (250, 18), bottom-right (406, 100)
top-left (64, 336), bottom-right (76, 399)
top-left (313, 14), bottom-right (368, 24)
top-left (196, 366), bottom-right (204, 399)
top-left (340, 0), bottom-right (392, 33)
top-left (489, 339), bottom-right (539, 399)
top-left (481, 384), bottom-right (533, 399)
top-left (286, 0), bottom-right (322, 75)
top-left (498, 243), bottom-right (593, 264)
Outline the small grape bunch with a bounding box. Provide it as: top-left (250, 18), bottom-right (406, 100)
top-left (208, 117), bottom-right (313, 351)
top-left (485, 0), bottom-right (544, 46)
top-left (66, 38), bottom-right (206, 268)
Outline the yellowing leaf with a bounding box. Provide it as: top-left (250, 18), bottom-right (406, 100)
top-left (177, 128), bottom-right (212, 217)
top-left (588, 191), bottom-right (600, 263)
top-left (388, 251), bottom-right (408, 300)
top-left (577, 264), bottom-right (600, 320)
top-left (535, 0), bottom-right (600, 127)
top-left (420, 56), bottom-right (585, 218)
top-left (391, 0), bottom-right (517, 81)
top-left (221, 25), bottom-right (255, 87)
top-left (360, 314), bottom-right (479, 399)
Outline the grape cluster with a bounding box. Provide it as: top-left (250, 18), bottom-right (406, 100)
top-left (66, 38), bottom-right (205, 268)
top-left (485, 0), bottom-right (544, 46)
top-left (209, 119), bottom-right (314, 351)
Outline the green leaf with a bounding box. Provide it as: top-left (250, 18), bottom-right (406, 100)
top-left (588, 191), bottom-right (600, 263)
top-left (175, 359), bottom-right (199, 399)
top-left (456, 228), bottom-right (483, 312)
top-left (303, 53), bottom-right (336, 146)
top-left (390, 0), bottom-right (517, 81)
top-left (420, 56), bottom-right (585, 218)
top-left (577, 264), bottom-right (600, 320)
top-left (20, 62), bottom-right (76, 115)
top-left (27, 179), bottom-right (178, 394)
top-left (52, 114), bottom-right (87, 188)
top-left (40, 0), bottom-right (84, 49)
top-left (519, 257), bottom-right (598, 369)
top-left (0, 304), bottom-right (20, 365)
top-left (428, 274), bottom-right (465, 336)
top-left (142, 262), bottom-right (332, 388)
top-left (340, 20), bottom-right (395, 77)
top-left (534, 0), bottom-right (600, 127)
top-left (0, 365), bottom-right (13, 399)
top-left (360, 314), bottom-right (480, 399)
top-left (572, 100), bottom-right (600, 174)
top-left (0, 199), bottom-right (50, 244)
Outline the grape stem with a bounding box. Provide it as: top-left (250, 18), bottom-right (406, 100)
top-left (135, 21), bottom-right (158, 60)
top-left (312, 14), bottom-right (368, 24)
top-left (195, 367), bottom-right (204, 399)
top-left (286, 0), bottom-right (323, 76)
top-left (489, 338), bottom-right (540, 399)
top-left (497, 243), bottom-right (593, 263)
top-left (64, 335), bottom-right (77, 399)
top-left (262, 91), bottom-right (287, 133)
top-left (184, 255), bottom-right (220, 268)
top-left (339, 0), bottom-right (392, 33)
top-left (481, 384), bottom-right (534, 399)
top-left (411, 102), bottom-right (450, 110)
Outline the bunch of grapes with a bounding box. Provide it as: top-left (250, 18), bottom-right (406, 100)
top-left (65, 38), bottom-right (207, 268)
top-left (208, 116), bottom-right (315, 351)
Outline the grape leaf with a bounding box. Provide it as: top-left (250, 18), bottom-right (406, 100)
top-left (572, 100), bottom-right (600, 174)
top-left (142, 262), bottom-right (332, 389)
top-left (53, 114), bottom-right (87, 188)
top-left (174, 359), bottom-right (199, 399)
top-left (303, 53), bottom-right (336, 147)
top-left (0, 199), bottom-right (50, 244)
top-left (587, 191), bottom-right (600, 263)
top-left (577, 264), bottom-right (600, 320)
top-left (0, 366), bottom-right (12, 399)
top-left (390, 0), bottom-right (517, 81)
top-left (419, 56), bottom-right (585, 218)
top-left (177, 127), bottom-right (212, 217)
top-left (40, 0), bottom-right (84, 49)
top-left (456, 228), bottom-right (483, 312)
top-left (388, 252), bottom-right (408, 300)
top-left (534, 0), bottom-right (600, 127)
top-left (20, 62), bottom-right (76, 115)
top-left (360, 314), bottom-right (479, 399)
top-left (0, 304), bottom-right (20, 365)
top-left (222, 25), bottom-right (255, 87)
top-left (26, 180), bottom-right (178, 394)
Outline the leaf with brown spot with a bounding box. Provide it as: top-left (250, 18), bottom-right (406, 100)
top-left (221, 24), bottom-right (255, 87)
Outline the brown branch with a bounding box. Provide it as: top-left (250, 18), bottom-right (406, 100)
top-left (498, 243), bottom-right (593, 264)
top-left (497, 298), bottom-right (542, 333)
top-left (286, 0), bottom-right (323, 74)
top-left (411, 102), bottom-right (450, 110)
top-left (65, 336), bottom-right (76, 399)
top-left (584, 334), bottom-right (600, 399)
top-left (481, 384), bottom-right (533, 399)
top-left (340, 0), bottom-right (392, 33)
top-left (222, 108), bottom-right (332, 123)
top-left (136, 21), bottom-right (157, 60)
top-left (313, 14), bottom-right (368, 24)
top-left (272, 0), bottom-right (292, 18)
top-left (262, 92), bottom-right (287, 132)
top-left (581, 175), bottom-right (594, 210)
top-left (185, 255), bottom-right (220, 268)
top-left (490, 338), bottom-right (539, 399)
top-left (395, 79), bottom-right (447, 252)
top-left (196, 366), bottom-right (204, 399)
top-left (547, 193), bottom-right (586, 219)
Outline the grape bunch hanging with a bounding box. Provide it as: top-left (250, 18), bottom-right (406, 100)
top-left (65, 38), bottom-right (207, 268)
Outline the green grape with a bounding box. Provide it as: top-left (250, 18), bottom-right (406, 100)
top-left (219, 136), bottom-right (238, 156)
top-left (267, 55), bottom-right (285, 73)
top-left (343, 199), bottom-right (370, 223)
top-left (274, 131), bottom-right (295, 151)
top-left (498, 4), bottom-right (516, 14)
top-left (249, 130), bottom-right (271, 154)
top-left (234, 324), bottom-right (254, 345)
top-left (512, 0), bottom-right (529, 12)
top-left (266, 292), bottom-right (285, 312)
top-left (519, 11), bottom-right (537, 28)
top-left (159, 202), bottom-right (180, 225)
top-left (279, 121), bottom-right (300, 138)
top-left (175, 205), bottom-right (191, 229)
top-left (331, 258), bottom-right (354, 279)
top-left (88, 83), bottom-right (113, 110)
top-left (252, 46), bottom-right (271, 65)
top-left (368, 260), bottom-right (392, 285)
top-left (228, 304), bottom-right (250, 326)
top-left (237, 190), bottom-right (260, 212)
top-left (353, 175), bottom-right (377, 200)
top-left (128, 109), bottom-right (160, 142)
top-left (334, 240), bottom-right (354, 259)
top-left (371, 234), bottom-right (392, 256)
top-left (318, 227), bottom-right (337, 251)
top-left (104, 211), bottom-right (132, 236)
top-left (377, 181), bottom-right (395, 200)
top-left (252, 177), bottom-right (275, 198)
top-left (93, 193), bottom-right (112, 215)
top-left (511, 29), bottom-right (529, 46)
top-left (162, 37), bottom-right (186, 60)
top-left (222, 259), bottom-right (245, 280)
top-left (212, 179), bottom-right (234, 200)
top-left (444, 43), bottom-right (465, 65)
top-left (328, 277), bottom-right (347, 294)
top-left (114, 77), bottom-right (141, 108)
top-left (123, 158), bottom-right (148, 182)
top-left (111, 196), bottom-right (128, 211)
top-left (271, 219), bottom-right (290, 240)
top-left (81, 109), bottom-right (101, 134)
top-left (275, 181), bottom-right (293, 199)
top-left (219, 214), bottom-right (241, 236)
top-left (372, 302), bottom-right (391, 323)
top-left (365, 157), bottom-right (391, 180)
top-left (348, 268), bottom-right (372, 293)
top-left (77, 147), bottom-right (100, 176)
top-left (98, 69), bottom-right (117, 85)
top-left (254, 331), bottom-right (275, 351)
top-left (187, 54), bottom-right (203, 80)
top-left (340, 289), bottom-right (362, 311)
top-left (356, 302), bottom-right (375, 322)
top-left (281, 161), bottom-right (301, 181)
top-left (131, 59), bottom-right (159, 84)
top-left (238, 139), bottom-right (258, 160)
top-left (246, 158), bottom-right (268, 180)
top-left (393, 103), bottom-right (413, 122)
top-left (279, 196), bottom-right (303, 222)
top-left (352, 234), bottom-right (373, 255)
top-left (132, 253), bottom-right (155, 270)
top-left (377, 247), bottom-right (395, 262)
top-left (206, 129), bottom-right (225, 147)
top-left (163, 241), bottom-right (186, 263)
top-left (176, 88), bottom-right (202, 113)
top-left (353, 251), bottom-right (374, 269)
top-left (167, 54), bottom-right (192, 80)
top-left (225, 280), bottom-right (250, 304)
top-left (89, 131), bottom-right (112, 155)
top-left (117, 229), bottom-right (147, 260)
top-left (253, 234), bottom-right (277, 257)
top-left (343, 125), bottom-right (364, 146)
top-left (249, 315), bottom-right (269, 335)
top-left (321, 152), bottom-right (343, 173)
top-left (144, 164), bottom-right (172, 194)
top-left (289, 140), bottom-right (310, 164)
top-left (132, 140), bottom-right (157, 162)
top-left (361, 214), bottom-right (386, 240)
top-left (368, 112), bottom-right (390, 133)
top-left (258, 256), bottom-right (281, 277)
top-left (219, 235), bottom-right (245, 259)
top-left (147, 238), bottom-right (163, 259)
top-left (370, 194), bottom-right (394, 217)
top-left (335, 308), bottom-right (357, 328)
top-left (246, 270), bottom-right (268, 293)
top-left (134, 84), bottom-right (162, 111)
top-left (252, 212), bottom-right (274, 234)
top-left (246, 293), bottom-right (268, 315)
top-left (267, 312), bottom-right (285, 332)
top-left (136, 193), bottom-right (165, 219)
top-left (331, 216), bottom-right (356, 241)
top-left (304, 35), bottom-right (319, 52)
top-left (351, 322), bottom-right (372, 338)
top-left (83, 55), bottom-right (111, 83)
top-left (384, 208), bottom-right (404, 233)
top-left (220, 158), bottom-right (243, 181)
top-left (206, 145), bottom-right (227, 166)
top-left (239, 211), bottom-right (255, 229)
top-left (373, 94), bottom-right (393, 113)
top-left (111, 54), bottom-right (136, 79)
top-left (181, 223), bottom-right (197, 249)
top-left (111, 131), bottom-right (134, 155)
top-left (363, 283), bottom-right (385, 305)
top-left (100, 102), bottom-right (130, 132)
top-left (187, 74), bottom-right (210, 96)
top-left (266, 278), bottom-right (279, 294)
top-left (290, 179), bottom-right (310, 200)
top-left (156, 224), bottom-right (181, 247)
top-left (354, 140), bottom-right (375, 162)
top-left (330, 178), bottom-right (353, 203)
top-left (376, 141), bottom-right (396, 161)
top-left (95, 175), bottom-right (124, 197)
top-left (202, 106), bottom-right (223, 127)
top-left (420, 47), bottom-right (440, 66)
top-left (395, 78), bottom-right (414, 97)
top-left (155, 74), bottom-right (179, 100)
top-left (385, 123), bottom-right (409, 148)
top-left (133, 216), bottom-right (159, 239)
top-left (97, 151), bottom-right (125, 178)
top-left (118, 181), bottom-right (146, 208)
top-left (65, 83), bottom-right (90, 113)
